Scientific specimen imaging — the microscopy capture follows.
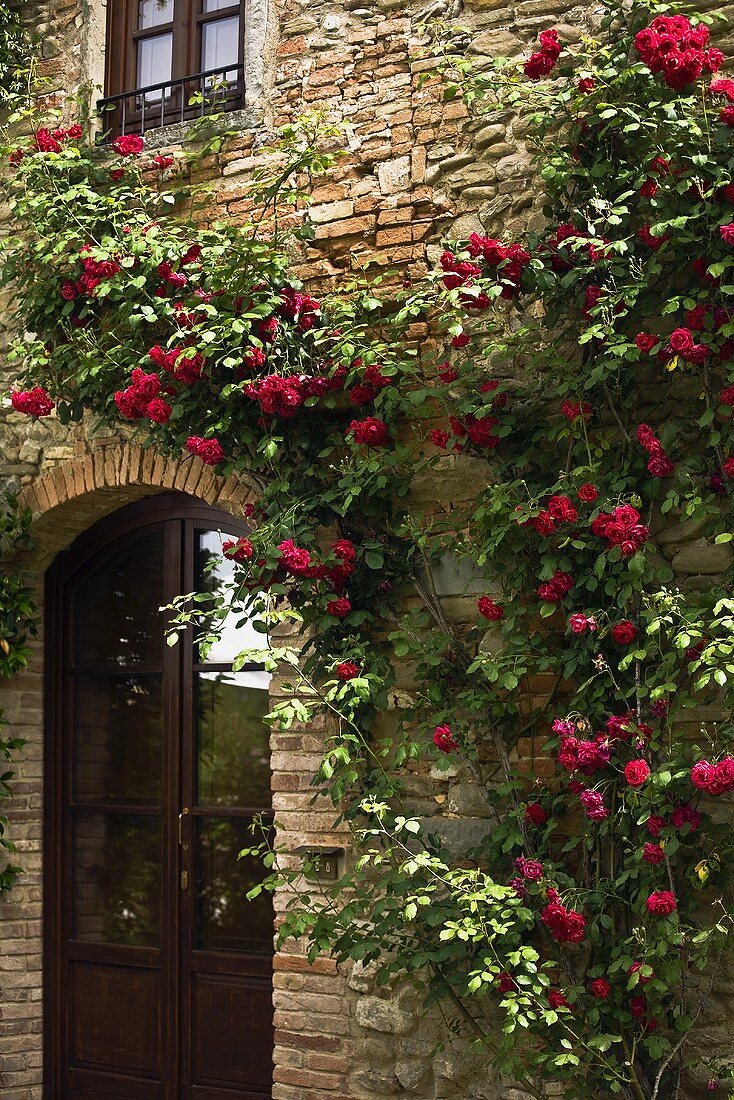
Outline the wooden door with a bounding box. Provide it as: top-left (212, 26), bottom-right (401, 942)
top-left (45, 495), bottom-right (274, 1100)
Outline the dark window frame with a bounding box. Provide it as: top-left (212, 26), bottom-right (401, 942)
top-left (101, 0), bottom-right (246, 137)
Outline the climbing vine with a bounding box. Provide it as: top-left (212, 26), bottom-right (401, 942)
top-left (0, 497), bottom-right (37, 894)
top-left (5, 0), bottom-right (734, 1094)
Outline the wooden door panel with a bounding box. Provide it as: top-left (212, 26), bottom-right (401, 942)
top-left (191, 973), bottom-right (273, 1092)
top-left (69, 960), bottom-right (163, 1077)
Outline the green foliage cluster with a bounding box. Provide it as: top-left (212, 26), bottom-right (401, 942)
top-left (5, 2), bottom-right (734, 1096)
top-left (0, 496), bottom-right (37, 893)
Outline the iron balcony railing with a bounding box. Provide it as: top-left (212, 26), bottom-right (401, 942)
top-left (97, 62), bottom-right (246, 140)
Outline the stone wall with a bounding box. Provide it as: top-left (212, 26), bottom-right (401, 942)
top-left (1, 0), bottom-right (734, 1097)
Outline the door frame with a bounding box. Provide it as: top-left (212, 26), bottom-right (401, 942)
top-left (42, 491), bottom-right (265, 1098)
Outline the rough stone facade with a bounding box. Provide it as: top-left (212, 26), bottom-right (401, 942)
top-left (2, 0), bottom-right (734, 1098)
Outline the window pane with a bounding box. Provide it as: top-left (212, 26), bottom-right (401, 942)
top-left (74, 674), bottom-right (163, 805)
top-left (196, 816), bottom-right (273, 953)
top-left (196, 671), bottom-right (271, 809)
top-left (73, 532), bottom-right (165, 668)
top-left (137, 31), bottom-right (173, 93)
top-left (202, 0), bottom-right (236, 10)
top-left (201, 16), bottom-right (240, 75)
top-left (138, 0), bottom-right (174, 28)
top-left (73, 813), bottom-right (161, 946)
top-left (196, 531), bottom-right (267, 664)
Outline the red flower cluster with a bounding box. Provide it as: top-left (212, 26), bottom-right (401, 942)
top-left (711, 77), bottom-right (734, 124)
top-left (541, 223), bottom-right (609, 272)
top-left (591, 504), bottom-right (649, 555)
top-left (557, 733), bottom-right (610, 776)
top-left (514, 855), bottom-right (543, 881)
top-left (634, 15), bottom-right (722, 90)
top-left (10, 386), bottom-right (54, 417)
top-left (561, 399), bottom-right (591, 422)
top-left (149, 344), bottom-right (207, 385)
top-left (434, 724), bottom-right (458, 753)
top-left (185, 436), bottom-right (225, 466)
top-left (349, 364), bottom-right (393, 406)
top-left (537, 569), bottom-right (573, 603)
top-left (114, 369), bottom-right (172, 423)
top-left (112, 133), bottom-right (145, 156)
top-left (579, 788), bottom-right (608, 821)
top-left (637, 224), bottom-right (670, 251)
top-left (636, 423), bottom-right (675, 478)
top-left (690, 757), bottom-right (734, 795)
top-left (347, 417), bottom-right (389, 448)
top-left (29, 123), bottom-right (82, 156)
top-left (524, 28), bottom-right (562, 80)
top-left (278, 287), bottom-right (321, 330)
top-left (326, 597), bottom-right (352, 618)
top-left (667, 326), bottom-right (709, 363)
top-left (569, 613), bottom-right (597, 634)
top-left (477, 596), bottom-right (504, 621)
top-left (447, 413), bottom-right (501, 450)
top-left (643, 842), bottom-right (665, 865)
top-left (541, 898), bottom-right (586, 944)
top-left (465, 234), bottom-right (531, 298)
top-left (222, 537), bottom-right (253, 562)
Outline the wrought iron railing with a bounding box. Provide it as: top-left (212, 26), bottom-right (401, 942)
top-left (97, 63), bottom-right (246, 140)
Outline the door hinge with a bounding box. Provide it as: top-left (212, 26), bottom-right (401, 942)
top-left (180, 870), bottom-right (189, 890)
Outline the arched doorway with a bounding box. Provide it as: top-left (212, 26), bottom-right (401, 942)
top-left (44, 493), bottom-right (274, 1099)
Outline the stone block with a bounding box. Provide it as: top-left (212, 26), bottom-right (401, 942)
top-left (671, 540), bottom-right (734, 575)
top-left (377, 156), bottom-right (411, 195)
top-left (354, 996), bottom-right (415, 1035)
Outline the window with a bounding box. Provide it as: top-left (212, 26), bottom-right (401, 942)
top-left (101, 0), bottom-right (246, 137)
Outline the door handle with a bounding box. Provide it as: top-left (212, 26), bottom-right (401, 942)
top-left (178, 807), bottom-right (190, 849)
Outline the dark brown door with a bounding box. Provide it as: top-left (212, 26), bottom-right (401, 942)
top-left (45, 494), bottom-right (274, 1100)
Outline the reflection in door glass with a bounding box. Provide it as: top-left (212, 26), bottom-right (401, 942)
top-left (73, 532), bottom-right (165, 668)
top-left (74, 674), bottom-right (163, 805)
top-left (196, 817), bottom-right (274, 953)
top-left (202, 16), bottom-right (240, 80)
top-left (196, 531), bottom-right (267, 664)
top-left (197, 671), bottom-right (271, 808)
top-left (73, 814), bottom-right (161, 946)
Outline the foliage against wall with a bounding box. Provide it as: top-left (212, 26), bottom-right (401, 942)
top-left (5, 1), bottom-right (734, 1095)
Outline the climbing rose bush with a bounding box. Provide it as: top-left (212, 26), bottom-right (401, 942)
top-left (5, 2), bottom-right (734, 1097)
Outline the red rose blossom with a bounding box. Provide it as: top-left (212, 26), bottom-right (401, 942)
top-left (112, 133), bottom-right (145, 156)
top-left (590, 978), bottom-right (611, 999)
top-left (433, 724), bottom-right (458, 753)
top-left (336, 661), bottom-right (360, 681)
top-left (524, 802), bottom-right (547, 827)
top-left (624, 759), bottom-right (651, 787)
top-left (477, 596), bottom-right (504, 621)
top-left (347, 416), bottom-right (389, 448)
top-left (577, 483), bottom-right (599, 502)
top-left (611, 620), bottom-right (638, 644)
top-left (646, 890), bottom-right (677, 916)
top-left (643, 842), bottom-right (665, 865)
top-left (720, 223), bottom-right (734, 246)
top-left (185, 436), bottom-right (225, 466)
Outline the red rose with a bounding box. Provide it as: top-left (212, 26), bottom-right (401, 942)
top-left (326, 597), bottom-right (352, 618)
top-left (336, 661), bottom-right (360, 680)
top-left (222, 537), bottom-right (253, 562)
top-left (569, 612), bottom-right (595, 634)
top-left (451, 333), bottom-right (470, 349)
top-left (643, 842), bottom-right (665, 865)
top-left (629, 961), bottom-right (653, 985)
top-left (624, 759), bottom-right (651, 787)
top-left (145, 397), bottom-right (172, 423)
top-left (721, 223), bottom-right (734, 246)
top-left (590, 978), bottom-right (610, 999)
top-left (630, 994), bottom-right (647, 1018)
top-left (477, 596), bottom-right (504, 621)
top-left (646, 890), bottom-right (677, 915)
top-left (514, 856), bottom-right (543, 881)
top-left (635, 332), bottom-right (658, 353)
top-left (112, 133), bottom-right (145, 156)
top-left (668, 327), bottom-right (694, 353)
top-left (524, 802), bottom-right (547, 827)
top-left (577, 483), bottom-right (599, 502)
top-left (611, 620), bottom-right (638, 644)
top-left (577, 77), bottom-right (595, 93)
top-left (647, 814), bottom-right (666, 836)
top-left (547, 990), bottom-right (571, 1010)
top-left (347, 416), bottom-right (389, 448)
top-left (496, 972), bottom-right (517, 993)
top-left (433, 724), bottom-right (458, 753)
top-left (429, 429), bottom-right (449, 448)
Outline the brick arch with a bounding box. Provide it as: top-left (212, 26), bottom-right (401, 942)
top-left (16, 441), bottom-right (258, 571)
